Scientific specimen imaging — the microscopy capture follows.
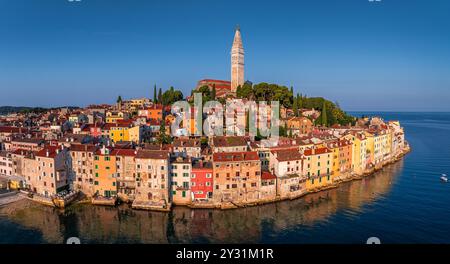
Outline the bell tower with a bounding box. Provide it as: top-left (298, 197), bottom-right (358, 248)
top-left (231, 25), bottom-right (244, 92)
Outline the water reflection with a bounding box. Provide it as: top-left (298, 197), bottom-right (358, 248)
top-left (0, 160), bottom-right (403, 244)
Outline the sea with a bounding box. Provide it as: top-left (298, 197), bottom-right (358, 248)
top-left (1, 112), bottom-right (449, 244)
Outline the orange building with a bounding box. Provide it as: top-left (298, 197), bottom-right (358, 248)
top-left (138, 104), bottom-right (163, 121)
top-left (212, 151), bottom-right (261, 204)
top-left (93, 146), bottom-right (118, 197)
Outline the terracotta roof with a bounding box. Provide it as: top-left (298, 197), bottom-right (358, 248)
top-left (192, 161), bottom-right (213, 169)
top-left (198, 79), bottom-right (231, 84)
top-left (69, 144), bottom-right (98, 152)
top-left (110, 148), bottom-right (137, 157)
top-left (303, 147), bottom-right (332, 156)
top-left (213, 136), bottom-right (248, 147)
top-left (173, 138), bottom-right (201, 148)
top-left (261, 171), bottom-right (277, 180)
top-left (271, 149), bottom-right (304, 162)
top-left (135, 150), bottom-right (170, 159)
top-left (213, 151), bottom-right (259, 162)
top-left (35, 146), bottom-right (61, 158)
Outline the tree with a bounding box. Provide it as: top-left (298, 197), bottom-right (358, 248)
top-left (321, 101), bottom-right (328, 126)
top-left (158, 88), bottom-right (163, 105)
top-left (290, 86), bottom-right (294, 105)
top-left (195, 85), bottom-right (212, 104)
top-left (211, 84), bottom-right (216, 100)
top-left (237, 82), bottom-right (253, 99)
top-left (293, 93), bottom-right (298, 117)
top-left (297, 93), bottom-right (303, 111)
top-left (162, 87), bottom-right (184, 105)
top-left (158, 118), bottom-right (172, 144)
top-left (116, 95), bottom-right (122, 104)
top-left (153, 85), bottom-right (157, 103)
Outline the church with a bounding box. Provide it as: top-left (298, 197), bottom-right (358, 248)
top-left (196, 26), bottom-right (246, 98)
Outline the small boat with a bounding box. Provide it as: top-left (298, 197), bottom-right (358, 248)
top-left (441, 174), bottom-right (448, 182)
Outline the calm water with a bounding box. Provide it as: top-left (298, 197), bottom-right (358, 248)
top-left (1, 112), bottom-right (450, 244)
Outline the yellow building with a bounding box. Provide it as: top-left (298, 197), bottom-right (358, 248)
top-left (304, 147), bottom-right (333, 191)
top-left (93, 147), bottom-right (117, 197)
top-left (330, 143), bottom-right (340, 178)
top-left (386, 128), bottom-right (393, 159)
top-left (109, 124), bottom-right (141, 143)
top-left (372, 129), bottom-right (390, 166)
top-left (106, 111), bottom-right (129, 123)
top-left (365, 131), bottom-right (375, 167)
top-left (344, 131), bottom-right (368, 175)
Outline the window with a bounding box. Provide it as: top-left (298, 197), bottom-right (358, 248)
top-left (113, 182), bottom-right (116, 186)
top-left (206, 173), bottom-right (212, 178)
top-left (191, 173), bottom-right (196, 178)
top-left (183, 173), bottom-right (189, 177)
top-left (94, 181), bottom-right (99, 185)
top-left (182, 191), bottom-right (186, 198)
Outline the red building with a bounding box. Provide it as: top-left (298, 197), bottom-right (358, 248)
top-left (191, 160), bottom-right (213, 201)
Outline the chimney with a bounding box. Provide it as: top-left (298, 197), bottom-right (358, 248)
top-left (46, 150), bottom-right (49, 157)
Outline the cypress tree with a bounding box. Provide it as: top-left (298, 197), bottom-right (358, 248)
top-left (293, 93), bottom-right (298, 117)
top-left (153, 85), bottom-right (157, 103)
top-left (211, 84), bottom-right (216, 100)
top-left (321, 101), bottom-right (328, 126)
top-left (298, 93), bottom-right (303, 111)
top-left (290, 86), bottom-right (294, 105)
top-left (158, 88), bottom-right (162, 105)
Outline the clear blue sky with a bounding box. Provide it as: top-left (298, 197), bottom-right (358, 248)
top-left (1, 0), bottom-right (449, 111)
